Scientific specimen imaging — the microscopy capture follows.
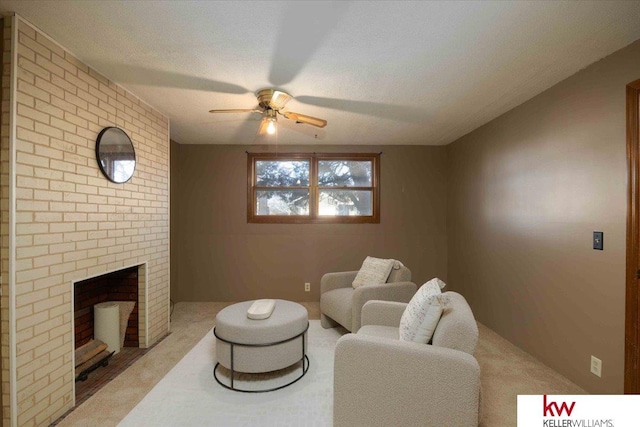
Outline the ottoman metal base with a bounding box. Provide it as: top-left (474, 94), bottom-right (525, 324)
top-left (213, 322), bottom-right (310, 393)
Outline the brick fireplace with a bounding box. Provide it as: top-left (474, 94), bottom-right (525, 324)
top-left (1, 17), bottom-right (170, 426)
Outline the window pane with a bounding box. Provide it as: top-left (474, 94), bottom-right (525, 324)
top-left (256, 160), bottom-right (309, 187)
top-left (256, 190), bottom-right (309, 215)
top-left (112, 160), bottom-right (135, 183)
top-left (318, 190), bottom-right (372, 216)
top-left (318, 160), bottom-right (372, 187)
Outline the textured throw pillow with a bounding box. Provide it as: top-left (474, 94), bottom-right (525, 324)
top-left (399, 278), bottom-right (447, 343)
top-left (352, 256), bottom-right (395, 289)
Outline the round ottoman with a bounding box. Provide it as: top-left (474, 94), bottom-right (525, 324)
top-left (213, 299), bottom-right (309, 392)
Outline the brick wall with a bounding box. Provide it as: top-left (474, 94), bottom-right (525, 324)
top-left (2, 16), bottom-right (11, 426)
top-left (1, 16), bottom-right (170, 426)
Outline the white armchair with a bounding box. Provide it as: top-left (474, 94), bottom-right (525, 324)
top-left (320, 265), bottom-right (415, 332)
top-left (333, 292), bottom-right (481, 427)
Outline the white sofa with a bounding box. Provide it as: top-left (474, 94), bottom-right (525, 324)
top-left (333, 292), bottom-right (481, 426)
top-left (320, 265), bottom-right (415, 333)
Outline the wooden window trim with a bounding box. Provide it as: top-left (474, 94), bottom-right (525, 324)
top-left (247, 152), bottom-right (380, 224)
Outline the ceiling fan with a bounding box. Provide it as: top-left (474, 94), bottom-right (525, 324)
top-left (209, 89), bottom-right (327, 135)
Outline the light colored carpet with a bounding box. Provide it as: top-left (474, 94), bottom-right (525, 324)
top-left (56, 302), bottom-right (585, 426)
top-left (119, 320), bottom-right (341, 426)
top-left (475, 324), bottom-right (586, 426)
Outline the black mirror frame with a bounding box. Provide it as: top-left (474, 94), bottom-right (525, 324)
top-left (95, 126), bottom-right (136, 184)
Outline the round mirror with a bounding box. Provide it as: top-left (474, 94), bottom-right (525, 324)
top-left (95, 127), bottom-right (136, 183)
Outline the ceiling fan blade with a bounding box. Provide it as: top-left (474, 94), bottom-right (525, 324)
top-left (268, 1), bottom-right (350, 86)
top-left (296, 96), bottom-right (428, 123)
top-left (209, 108), bottom-right (262, 114)
top-left (279, 117), bottom-right (326, 140)
top-left (283, 111), bottom-right (327, 128)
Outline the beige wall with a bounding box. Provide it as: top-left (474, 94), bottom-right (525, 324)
top-left (2, 16), bottom-right (170, 426)
top-left (171, 144), bottom-right (447, 302)
top-left (447, 39), bottom-right (640, 393)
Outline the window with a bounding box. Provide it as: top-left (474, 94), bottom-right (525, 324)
top-left (248, 153), bottom-right (380, 223)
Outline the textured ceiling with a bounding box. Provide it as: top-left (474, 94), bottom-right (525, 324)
top-left (1, 0), bottom-right (640, 145)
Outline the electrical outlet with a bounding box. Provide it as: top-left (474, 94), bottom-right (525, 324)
top-left (590, 355), bottom-right (602, 377)
top-left (304, 282), bottom-right (310, 292)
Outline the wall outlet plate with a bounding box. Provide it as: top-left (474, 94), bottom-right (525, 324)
top-left (593, 231), bottom-right (604, 250)
top-left (304, 282), bottom-right (310, 292)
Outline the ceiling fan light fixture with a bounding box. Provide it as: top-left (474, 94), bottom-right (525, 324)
top-left (261, 108), bottom-right (277, 135)
top-left (208, 88), bottom-right (327, 137)
top-left (267, 119), bottom-right (276, 135)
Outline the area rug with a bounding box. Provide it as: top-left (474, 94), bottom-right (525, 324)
top-left (118, 320), bottom-right (344, 426)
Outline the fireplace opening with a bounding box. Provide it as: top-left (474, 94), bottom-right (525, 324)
top-left (74, 265), bottom-right (139, 351)
top-left (72, 265), bottom-right (145, 407)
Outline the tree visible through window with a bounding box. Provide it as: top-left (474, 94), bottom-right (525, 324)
top-left (248, 153), bottom-right (380, 223)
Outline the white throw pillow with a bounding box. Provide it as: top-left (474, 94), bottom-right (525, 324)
top-left (352, 256), bottom-right (395, 289)
top-left (399, 278), bottom-right (447, 343)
